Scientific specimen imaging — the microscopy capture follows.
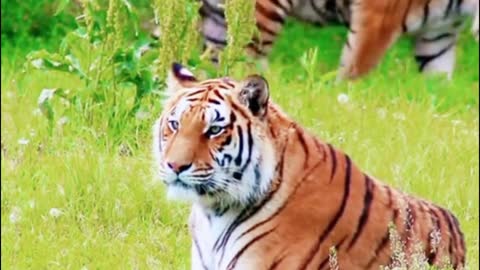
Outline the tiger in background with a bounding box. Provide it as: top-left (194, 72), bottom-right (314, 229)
top-left (200, 0), bottom-right (479, 79)
top-left (152, 62), bottom-right (466, 269)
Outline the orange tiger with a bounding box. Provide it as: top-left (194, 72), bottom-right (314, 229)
top-left (199, 0), bottom-right (479, 79)
top-left (152, 63), bottom-right (466, 270)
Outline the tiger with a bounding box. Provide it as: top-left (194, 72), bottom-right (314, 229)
top-left (199, 0), bottom-right (479, 79)
top-left (152, 62), bottom-right (466, 270)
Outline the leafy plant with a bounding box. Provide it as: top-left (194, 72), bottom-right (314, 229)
top-left (23, 0), bottom-right (160, 140)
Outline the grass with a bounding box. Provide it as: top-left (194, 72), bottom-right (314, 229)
top-left (1, 18), bottom-right (479, 270)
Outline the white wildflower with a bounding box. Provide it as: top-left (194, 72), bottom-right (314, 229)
top-left (377, 108), bottom-right (387, 119)
top-left (337, 93), bottom-right (349, 104)
top-left (117, 232), bottom-right (128, 240)
top-left (29, 200), bottom-right (36, 209)
top-left (135, 111), bottom-right (150, 120)
top-left (49, 208), bottom-right (63, 218)
top-left (9, 207), bottom-right (22, 224)
top-left (57, 185), bottom-right (65, 196)
top-left (393, 112), bottom-right (406, 121)
top-left (31, 59), bottom-right (44, 69)
top-left (38, 88), bottom-right (56, 104)
top-left (328, 246), bottom-right (339, 270)
top-left (17, 138), bottom-right (30, 145)
top-left (451, 119), bottom-right (463, 126)
top-left (32, 108), bottom-right (42, 116)
top-left (57, 116), bottom-right (69, 126)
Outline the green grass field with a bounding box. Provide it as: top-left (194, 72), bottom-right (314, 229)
top-left (1, 12), bottom-right (479, 270)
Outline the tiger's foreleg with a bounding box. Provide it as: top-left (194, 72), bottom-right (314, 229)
top-left (337, 2), bottom-right (404, 80)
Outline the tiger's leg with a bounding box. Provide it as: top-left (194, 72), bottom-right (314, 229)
top-left (337, 29), bottom-right (401, 80)
top-left (414, 31), bottom-right (458, 79)
top-left (337, 2), bottom-right (405, 80)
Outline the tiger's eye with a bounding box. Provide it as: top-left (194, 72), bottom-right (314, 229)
top-left (207, 125), bottom-right (223, 136)
top-left (169, 120), bottom-right (179, 131)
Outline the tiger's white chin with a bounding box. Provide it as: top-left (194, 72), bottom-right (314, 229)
top-left (166, 184), bottom-right (218, 207)
top-left (166, 185), bottom-right (200, 202)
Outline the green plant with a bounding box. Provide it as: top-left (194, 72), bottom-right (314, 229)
top-left (219, 0), bottom-right (257, 74)
top-left (153, 0), bottom-right (202, 79)
top-left (23, 0), bottom-right (160, 139)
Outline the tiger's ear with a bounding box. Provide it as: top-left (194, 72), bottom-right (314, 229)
top-left (239, 75), bottom-right (269, 118)
top-left (166, 62), bottom-right (197, 95)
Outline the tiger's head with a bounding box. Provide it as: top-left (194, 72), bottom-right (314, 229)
top-left (153, 63), bottom-right (276, 209)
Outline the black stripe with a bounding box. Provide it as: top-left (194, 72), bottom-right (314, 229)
top-left (456, 0), bottom-right (463, 11)
top-left (345, 37), bottom-right (352, 50)
top-left (220, 134), bottom-right (232, 148)
top-left (299, 155), bottom-right (352, 270)
top-left (256, 2), bottom-right (285, 24)
top-left (193, 236), bottom-right (209, 270)
top-left (421, 33), bottom-right (453, 42)
top-left (187, 89), bottom-right (207, 97)
top-left (366, 209), bottom-right (399, 268)
top-left (451, 214), bottom-right (465, 262)
top-left (422, 0), bottom-right (431, 26)
top-left (385, 186), bottom-right (393, 207)
top-left (348, 25), bottom-right (357, 34)
top-left (326, 0), bottom-right (337, 11)
top-left (340, 0), bottom-right (352, 25)
top-left (405, 201), bottom-right (417, 247)
top-left (252, 36), bottom-right (274, 46)
top-left (429, 208), bottom-right (447, 263)
top-left (229, 112), bottom-right (237, 127)
top-left (311, 0), bottom-right (325, 17)
top-left (205, 35), bottom-right (227, 46)
top-left (247, 42), bottom-right (267, 56)
top-left (226, 227), bottom-right (277, 270)
top-left (213, 89), bottom-right (225, 100)
top-left (426, 206), bottom-right (440, 264)
top-left (415, 42), bottom-right (455, 71)
top-left (234, 126), bottom-right (244, 166)
top-left (268, 254), bottom-right (287, 270)
top-left (208, 98), bottom-right (221, 105)
top-left (327, 144), bottom-right (337, 182)
top-left (271, 0), bottom-right (290, 14)
top-left (444, 0), bottom-right (454, 18)
top-left (231, 102), bottom-right (250, 120)
top-left (199, 6), bottom-right (226, 27)
top-left (256, 21), bottom-right (278, 36)
top-left (318, 236), bottom-right (348, 270)
top-left (439, 208), bottom-right (459, 266)
top-left (239, 123), bottom-right (254, 173)
top-left (347, 175), bottom-right (374, 250)
top-left (295, 126), bottom-right (309, 166)
top-left (201, 0), bottom-right (225, 18)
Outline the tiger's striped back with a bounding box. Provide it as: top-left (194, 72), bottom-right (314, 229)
top-left (152, 63), bottom-right (466, 270)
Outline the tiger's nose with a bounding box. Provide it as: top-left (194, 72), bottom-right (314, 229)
top-left (167, 162), bottom-right (192, 174)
